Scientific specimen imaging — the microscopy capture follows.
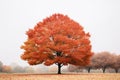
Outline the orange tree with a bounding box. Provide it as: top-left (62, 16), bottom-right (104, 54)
top-left (21, 14), bottom-right (93, 74)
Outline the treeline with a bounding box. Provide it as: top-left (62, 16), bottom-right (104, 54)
top-left (68, 51), bottom-right (120, 73)
top-left (0, 62), bottom-right (35, 73)
top-left (0, 62), bottom-right (67, 73)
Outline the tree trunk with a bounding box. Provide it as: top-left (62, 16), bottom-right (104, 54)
top-left (88, 67), bottom-right (91, 73)
top-left (115, 69), bottom-right (118, 73)
top-left (102, 67), bottom-right (106, 73)
top-left (56, 52), bottom-right (62, 74)
top-left (58, 63), bottom-right (61, 74)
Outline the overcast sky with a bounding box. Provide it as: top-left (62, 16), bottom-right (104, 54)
top-left (0, 0), bottom-right (120, 66)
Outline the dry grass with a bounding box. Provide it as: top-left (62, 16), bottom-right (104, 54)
top-left (0, 73), bottom-right (120, 80)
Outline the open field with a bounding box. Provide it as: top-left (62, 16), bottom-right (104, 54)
top-left (0, 73), bottom-right (120, 80)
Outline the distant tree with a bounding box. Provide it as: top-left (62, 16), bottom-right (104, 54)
top-left (13, 66), bottom-right (25, 73)
top-left (68, 53), bottom-right (96, 73)
top-left (2, 65), bottom-right (11, 73)
top-left (68, 64), bottom-right (80, 72)
top-left (24, 66), bottom-right (35, 73)
top-left (85, 53), bottom-right (105, 73)
top-left (34, 65), bottom-right (48, 73)
top-left (85, 53), bottom-right (97, 73)
top-left (110, 55), bottom-right (120, 73)
top-left (9, 63), bottom-right (25, 73)
top-left (85, 61), bottom-right (93, 73)
top-left (0, 61), bottom-right (3, 72)
top-left (21, 13), bottom-right (93, 74)
top-left (93, 52), bottom-right (114, 73)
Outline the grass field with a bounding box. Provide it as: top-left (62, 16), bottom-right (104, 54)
top-left (0, 73), bottom-right (120, 80)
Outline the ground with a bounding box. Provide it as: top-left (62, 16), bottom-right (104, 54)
top-left (0, 73), bottom-right (120, 80)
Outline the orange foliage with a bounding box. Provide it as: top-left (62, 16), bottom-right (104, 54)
top-left (21, 13), bottom-right (93, 67)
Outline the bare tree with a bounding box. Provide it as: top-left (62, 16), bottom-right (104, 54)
top-left (110, 55), bottom-right (120, 73)
top-left (84, 53), bottom-right (104, 73)
top-left (93, 52), bottom-right (114, 73)
top-left (68, 54), bottom-right (96, 73)
top-left (85, 54), bottom-right (97, 73)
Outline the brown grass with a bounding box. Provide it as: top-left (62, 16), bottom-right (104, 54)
top-left (0, 73), bottom-right (120, 80)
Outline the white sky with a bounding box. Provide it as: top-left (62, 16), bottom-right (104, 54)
top-left (0, 0), bottom-right (120, 66)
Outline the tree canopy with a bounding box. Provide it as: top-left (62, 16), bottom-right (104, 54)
top-left (21, 13), bottom-right (93, 74)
